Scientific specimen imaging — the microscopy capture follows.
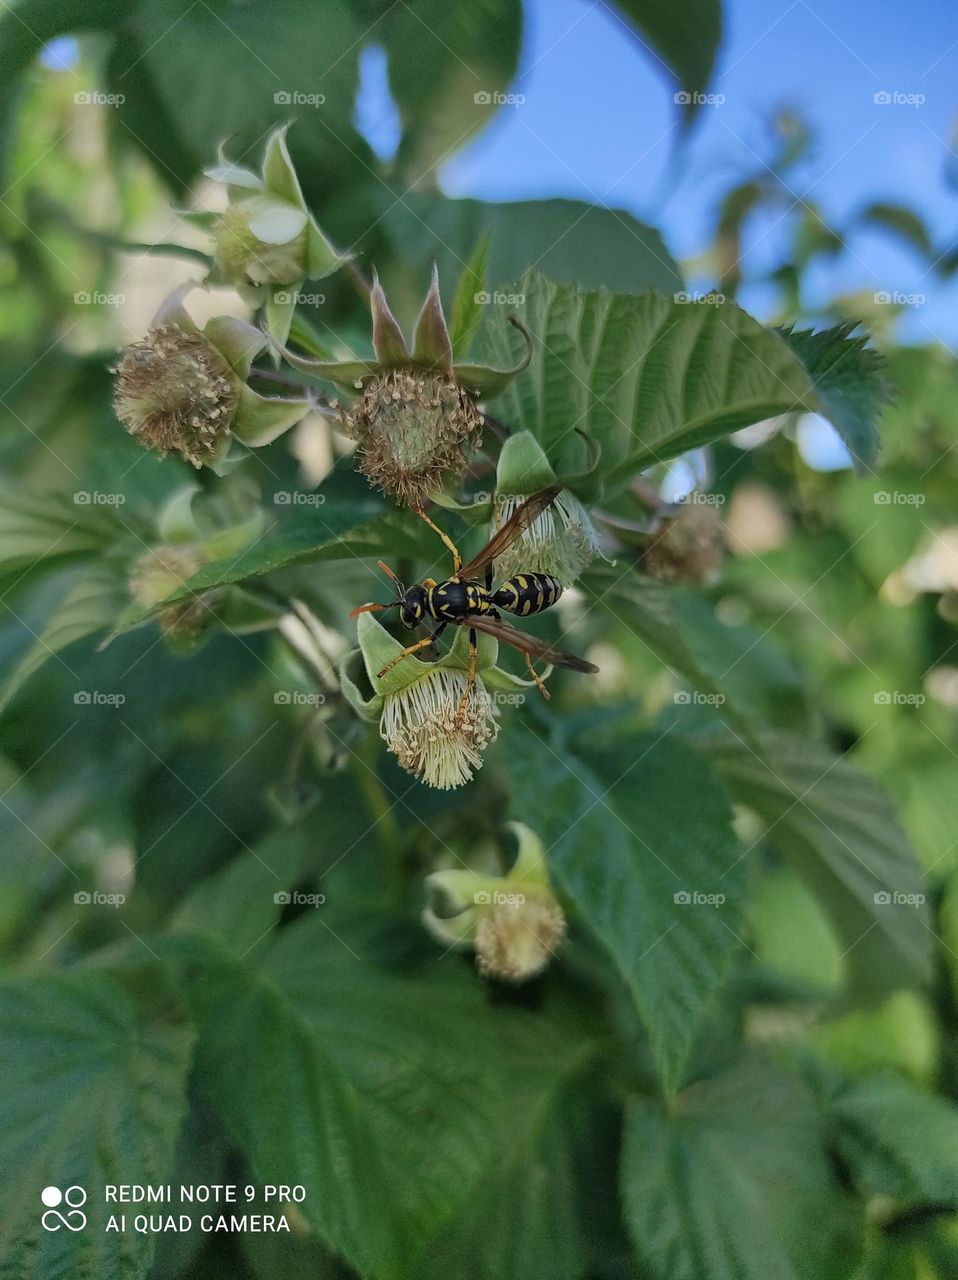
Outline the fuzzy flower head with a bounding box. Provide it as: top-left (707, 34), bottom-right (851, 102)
top-left (422, 822), bottom-right (566, 982)
top-left (340, 610), bottom-right (534, 790)
top-left (641, 502), bottom-right (724, 584)
top-left (205, 125), bottom-right (350, 347)
top-left (127, 544), bottom-right (220, 652)
top-left (490, 431), bottom-right (604, 585)
top-left (277, 265), bottom-right (531, 506)
top-left (113, 285), bottom-right (311, 471)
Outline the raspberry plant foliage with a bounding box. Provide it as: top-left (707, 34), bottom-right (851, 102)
top-left (0, 6), bottom-right (954, 1280)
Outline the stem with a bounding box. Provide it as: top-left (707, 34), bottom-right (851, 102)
top-left (345, 259), bottom-right (372, 302)
top-left (481, 412), bottom-right (511, 443)
top-left (33, 197), bottom-right (212, 266)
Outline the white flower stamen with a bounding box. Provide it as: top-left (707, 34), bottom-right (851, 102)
top-left (381, 667), bottom-right (499, 789)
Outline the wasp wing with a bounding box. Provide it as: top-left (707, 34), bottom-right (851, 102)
top-left (465, 613), bottom-right (598, 673)
top-left (456, 485), bottom-right (562, 582)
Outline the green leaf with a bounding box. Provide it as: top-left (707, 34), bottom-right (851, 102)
top-left (107, 482), bottom-right (427, 634)
top-left (388, 195), bottom-right (682, 298)
top-left (509, 729), bottom-right (746, 1092)
top-left (582, 565), bottom-right (805, 732)
top-left (858, 202), bottom-right (934, 259)
top-left (170, 829), bottom-right (307, 957)
top-left (133, 0), bottom-right (373, 190)
top-left (0, 564), bottom-right (127, 712)
top-left (701, 731), bottom-right (933, 997)
top-left (381, 0), bottom-right (523, 178)
top-left (448, 231), bottom-right (492, 359)
top-left (167, 925), bottom-right (592, 1279)
top-left (608, 2), bottom-right (722, 118)
top-left (418, 1022), bottom-right (607, 1280)
top-left (484, 271), bottom-right (874, 489)
top-left (831, 1075), bottom-right (958, 1208)
top-left (782, 322), bottom-right (889, 473)
top-left (622, 1058), bottom-right (861, 1280)
top-left (0, 971), bottom-right (193, 1280)
top-left (0, 484), bottom-right (121, 575)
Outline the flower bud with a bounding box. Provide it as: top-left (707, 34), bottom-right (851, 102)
top-left (641, 504), bottom-right (724, 584)
top-left (213, 200), bottom-right (308, 288)
top-left (127, 545), bottom-right (220, 651)
top-left (422, 822), bottom-right (566, 981)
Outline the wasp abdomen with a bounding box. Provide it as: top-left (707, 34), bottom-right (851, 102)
top-left (493, 573), bottom-right (563, 617)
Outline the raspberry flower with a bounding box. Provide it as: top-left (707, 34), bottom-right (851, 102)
top-left (277, 265), bottom-right (532, 505)
top-left (422, 822), bottom-right (566, 981)
top-left (205, 125), bottom-right (350, 346)
top-left (340, 610), bottom-right (533, 789)
top-left (641, 503), bottom-right (724, 584)
top-left (113, 284), bottom-right (311, 470)
top-left (492, 431), bottom-right (604, 586)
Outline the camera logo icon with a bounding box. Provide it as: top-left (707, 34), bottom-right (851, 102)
top-left (274, 891), bottom-right (292, 905)
top-left (474, 91), bottom-right (492, 104)
top-left (473, 890), bottom-right (492, 905)
top-left (874, 890), bottom-right (891, 904)
top-left (74, 891), bottom-right (91, 905)
top-left (274, 90), bottom-right (292, 104)
top-left (673, 890), bottom-right (692, 904)
top-left (41, 1186), bottom-right (87, 1232)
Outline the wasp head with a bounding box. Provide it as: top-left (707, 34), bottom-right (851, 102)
top-left (400, 585), bottom-right (428, 629)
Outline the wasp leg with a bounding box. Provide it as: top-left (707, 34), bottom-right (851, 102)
top-left (453, 627), bottom-right (480, 728)
top-left (413, 506), bottom-right (462, 575)
top-left (377, 630), bottom-right (442, 680)
top-left (523, 650), bottom-right (552, 701)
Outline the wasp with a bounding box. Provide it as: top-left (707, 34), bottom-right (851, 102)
top-left (351, 486), bottom-right (598, 722)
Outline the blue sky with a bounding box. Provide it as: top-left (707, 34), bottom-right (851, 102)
top-left (432, 0), bottom-right (958, 347)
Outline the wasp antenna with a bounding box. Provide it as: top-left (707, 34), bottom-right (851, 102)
top-left (349, 601), bottom-right (397, 619)
top-left (377, 560), bottom-right (401, 583)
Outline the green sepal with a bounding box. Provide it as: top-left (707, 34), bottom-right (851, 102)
top-left (264, 285), bottom-right (300, 354)
top-left (495, 431), bottom-right (558, 496)
top-left (204, 315), bottom-right (267, 378)
top-left (412, 262), bottom-right (453, 369)
top-left (232, 384), bottom-right (311, 447)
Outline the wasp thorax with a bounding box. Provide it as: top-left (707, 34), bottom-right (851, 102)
top-left (642, 505), bottom-right (724, 584)
top-left (347, 369), bottom-right (482, 507)
top-left (213, 204), bottom-right (308, 287)
top-left (474, 895), bottom-right (567, 982)
top-left (113, 325), bottom-right (238, 468)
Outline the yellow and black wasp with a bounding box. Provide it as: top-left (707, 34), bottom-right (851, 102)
top-left (351, 486), bottom-right (598, 719)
